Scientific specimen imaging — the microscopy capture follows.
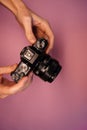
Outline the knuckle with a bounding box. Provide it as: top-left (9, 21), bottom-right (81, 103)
top-left (42, 19), bottom-right (49, 27)
top-left (44, 19), bottom-right (49, 25)
top-left (45, 22), bottom-right (50, 27)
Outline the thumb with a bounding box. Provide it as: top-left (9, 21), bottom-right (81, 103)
top-left (23, 17), bottom-right (36, 44)
top-left (0, 64), bottom-right (17, 75)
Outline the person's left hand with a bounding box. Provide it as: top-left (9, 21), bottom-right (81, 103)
top-left (0, 64), bottom-right (33, 99)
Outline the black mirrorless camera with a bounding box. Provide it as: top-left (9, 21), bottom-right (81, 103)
top-left (11, 38), bottom-right (62, 83)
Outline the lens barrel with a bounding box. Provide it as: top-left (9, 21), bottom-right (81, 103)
top-left (33, 54), bottom-right (62, 83)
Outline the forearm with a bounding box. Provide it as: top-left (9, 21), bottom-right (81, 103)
top-left (0, 0), bottom-right (54, 51)
top-left (0, 0), bottom-right (27, 16)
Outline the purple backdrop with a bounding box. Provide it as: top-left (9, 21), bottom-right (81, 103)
top-left (0, 0), bottom-right (87, 130)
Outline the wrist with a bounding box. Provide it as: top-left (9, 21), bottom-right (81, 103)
top-left (11, 0), bottom-right (28, 16)
top-left (0, 0), bottom-right (31, 16)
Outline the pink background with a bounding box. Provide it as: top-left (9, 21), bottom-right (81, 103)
top-left (0, 0), bottom-right (87, 130)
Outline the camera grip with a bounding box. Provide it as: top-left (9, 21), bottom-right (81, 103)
top-left (11, 61), bottom-right (31, 82)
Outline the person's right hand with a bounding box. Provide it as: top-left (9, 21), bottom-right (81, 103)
top-left (0, 64), bottom-right (33, 99)
top-left (16, 5), bottom-right (54, 53)
top-left (0, 0), bottom-right (54, 53)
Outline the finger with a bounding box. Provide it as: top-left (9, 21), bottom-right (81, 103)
top-left (37, 22), bottom-right (54, 53)
top-left (8, 77), bottom-right (29, 94)
top-left (23, 17), bottom-right (36, 44)
top-left (0, 95), bottom-right (8, 99)
top-left (0, 77), bottom-right (27, 95)
top-left (0, 73), bottom-right (33, 96)
top-left (7, 73), bottom-right (33, 95)
top-left (33, 26), bottom-right (48, 39)
top-left (43, 24), bottom-right (54, 53)
top-left (0, 75), bottom-right (2, 83)
top-left (0, 64), bottom-right (17, 75)
top-left (1, 77), bottom-right (15, 86)
top-left (46, 33), bottom-right (54, 53)
top-left (21, 72), bottom-right (33, 91)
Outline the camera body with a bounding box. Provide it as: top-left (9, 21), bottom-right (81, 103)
top-left (11, 38), bottom-right (62, 83)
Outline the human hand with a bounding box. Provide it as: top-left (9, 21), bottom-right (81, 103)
top-left (0, 64), bottom-right (33, 99)
top-left (0, 0), bottom-right (54, 53)
top-left (16, 6), bottom-right (54, 53)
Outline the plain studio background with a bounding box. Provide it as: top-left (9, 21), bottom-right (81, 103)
top-left (0, 0), bottom-right (87, 130)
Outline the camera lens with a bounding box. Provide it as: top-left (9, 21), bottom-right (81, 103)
top-left (33, 54), bottom-right (62, 83)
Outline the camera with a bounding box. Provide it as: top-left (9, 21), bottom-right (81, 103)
top-left (11, 38), bottom-right (62, 83)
